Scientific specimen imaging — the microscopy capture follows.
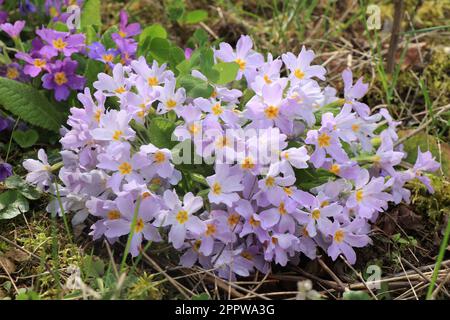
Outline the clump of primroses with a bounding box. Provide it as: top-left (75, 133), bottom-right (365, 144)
top-left (1, 6), bottom-right (140, 101)
top-left (23, 35), bottom-right (440, 279)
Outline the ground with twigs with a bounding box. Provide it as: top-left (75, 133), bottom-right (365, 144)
top-left (1, 0), bottom-right (449, 300)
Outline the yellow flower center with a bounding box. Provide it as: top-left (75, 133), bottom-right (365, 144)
top-left (249, 216), bottom-right (260, 227)
top-left (240, 251), bottom-right (253, 260)
top-left (320, 200), bottom-right (329, 207)
top-left (112, 130), bottom-right (123, 141)
top-left (118, 30), bottom-right (127, 38)
top-left (312, 209), bottom-right (321, 220)
top-left (154, 151), bottom-right (166, 164)
top-left (227, 213), bottom-right (240, 226)
top-left (176, 210), bottom-right (188, 224)
top-left (6, 67), bottom-right (19, 79)
top-left (34, 59), bottom-right (46, 68)
top-left (271, 237), bottom-right (278, 245)
top-left (188, 123), bottom-right (199, 135)
top-left (54, 71), bottom-right (68, 85)
top-left (263, 74), bottom-right (272, 84)
top-left (151, 177), bottom-right (161, 185)
top-left (212, 182), bottom-right (222, 195)
top-left (107, 210), bottom-right (121, 220)
top-left (211, 103), bottom-right (223, 115)
top-left (148, 76), bottom-right (158, 86)
top-left (264, 105), bottom-right (279, 120)
top-left (94, 110), bottom-right (102, 123)
top-left (49, 6), bottom-right (58, 17)
top-left (235, 58), bottom-right (246, 70)
top-left (241, 157), bottom-right (255, 170)
top-left (166, 99), bottom-right (177, 109)
top-left (356, 190), bottom-right (364, 203)
top-left (205, 223), bottom-right (217, 236)
top-left (265, 176), bottom-right (275, 188)
top-left (330, 164), bottom-right (340, 175)
top-left (115, 86), bottom-right (126, 94)
top-left (142, 192), bottom-right (152, 199)
top-left (137, 110), bottom-right (145, 118)
top-left (135, 218), bottom-right (145, 233)
top-left (210, 90), bottom-right (217, 98)
top-left (118, 162), bottom-right (132, 175)
top-left (278, 202), bottom-right (287, 215)
top-left (334, 229), bottom-right (345, 243)
top-left (351, 124), bottom-right (360, 132)
top-left (102, 54), bottom-right (114, 62)
top-left (318, 132), bottom-right (331, 148)
top-left (193, 240), bottom-right (201, 252)
top-left (294, 68), bottom-right (304, 79)
top-left (283, 187), bottom-right (293, 196)
top-left (215, 136), bottom-right (230, 149)
top-left (52, 38), bottom-right (67, 50)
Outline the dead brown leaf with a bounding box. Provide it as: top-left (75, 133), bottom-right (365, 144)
top-left (0, 256), bottom-right (16, 274)
top-left (4, 248), bottom-right (30, 263)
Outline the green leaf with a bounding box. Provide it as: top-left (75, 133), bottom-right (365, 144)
top-left (177, 75), bottom-right (213, 98)
top-left (83, 25), bottom-right (98, 45)
top-left (5, 176), bottom-right (41, 201)
top-left (182, 10), bottom-right (208, 24)
top-left (84, 59), bottom-right (105, 88)
top-left (0, 190), bottom-right (29, 220)
top-left (212, 62), bottom-right (239, 85)
top-left (192, 28), bottom-right (209, 46)
top-left (52, 21), bottom-right (69, 32)
top-left (166, 0), bottom-right (185, 21)
top-left (81, 0), bottom-right (101, 28)
top-left (101, 26), bottom-right (118, 49)
top-left (169, 46), bottom-right (186, 69)
top-left (148, 117), bottom-right (177, 149)
top-left (148, 38), bottom-right (171, 64)
top-left (139, 24), bottom-right (167, 44)
top-left (295, 168), bottom-right (335, 190)
top-left (191, 292), bottom-right (210, 300)
top-left (343, 290), bottom-right (372, 300)
top-left (138, 24), bottom-right (168, 57)
top-left (12, 129), bottom-right (39, 148)
top-left (0, 77), bottom-right (64, 132)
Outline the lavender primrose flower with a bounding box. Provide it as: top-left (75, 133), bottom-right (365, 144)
top-left (113, 10), bottom-right (141, 40)
top-left (0, 20), bottom-right (25, 38)
top-left (326, 219), bottom-right (371, 264)
top-left (15, 52), bottom-right (49, 77)
top-left (88, 42), bottom-right (119, 68)
top-left (105, 193), bottom-right (162, 257)
top-left (36, 28), bottom-right (85, 58)
top-left (160, 190), bottom-right (205, 249)
top-left (42, 58), bottom-right (85, 101)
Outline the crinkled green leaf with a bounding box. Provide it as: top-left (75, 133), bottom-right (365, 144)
top-left (148, 38), bottom-right (171, 64)
top-left (212, 62), bottom-right (239, 85)
top-left (0, 77), bottom-right (64, 132)
top-left (101, 26), bottom-right (118, 49)
top-left (81, 0), bottom-right (101, 28)
top-left (84, 59), bottom-right (105, 88)
top-left (177, 75), bottom-right (213, 99)
top-left (295, 168), bottom-right (335, 190)
top-left (182, 10), bottom-right (208, 24)
top-left (148, 117), bottom-right (177, 149)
